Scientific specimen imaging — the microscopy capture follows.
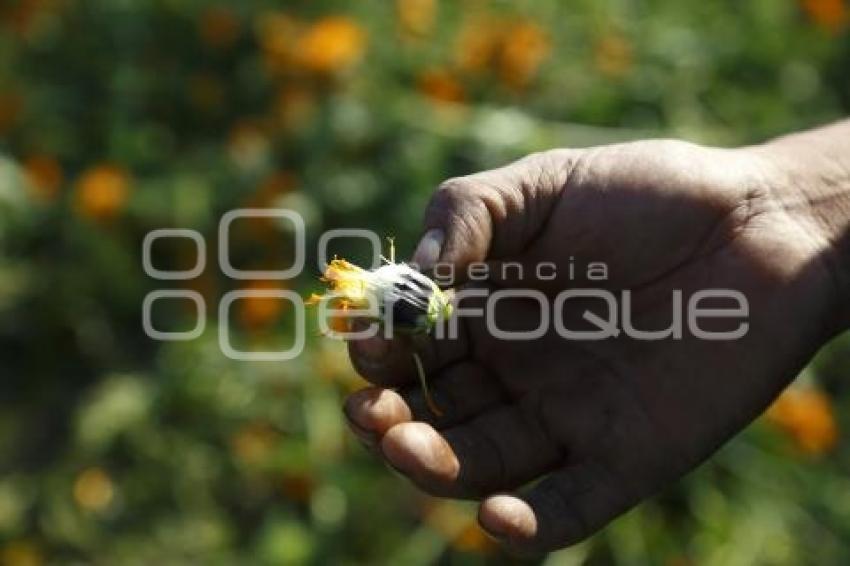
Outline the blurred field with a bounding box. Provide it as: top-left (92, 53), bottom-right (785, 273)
top-left (1, 0), bottom-right (850, 564)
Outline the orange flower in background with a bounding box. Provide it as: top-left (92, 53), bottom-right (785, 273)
top-left (230, 421), bottom-right (280, 465)
top-left (422, 500), bottom-right (498, 555)
top-left (237, 279), bottom-right (289, 331)
top-left (595, 33), bottom-right (633, 78)
top-left (22, 154), bottom-right (63, 203)
top-left (396, 0), bottom-right (437, 38)
top-left (452, 522), bottom-right (497, 554)
top-left (499, 21), bottom-right (550, 90)
top-left (281, 472), bottom-right (316, 503)
top-left (274, 85), bottom-right (316, 132)
top-left (417, 68), bottom-right (465, 105)
top-left (0, 91), bottom-right (22, 134)
top-left (247, 171), bottom-right (297, 209)
top-left (74, 164), bottom-right (130, 221)
top-left (0, 0), bottom-right (63, 38)
top-left (199, 6), bottom-right (241, 49)
top-left (294, 16), bottom-right (366, 74)
top-left (73, 467), bottom-right (114, 512)
top-left (766, 387), bottom-right (838, 456)
top-left (453, 16), bottom-right (550, 90)
top-left (0, 540), bottom-right (43, 566)
top-left (801, 0), bottom-right (848, 34)
top-left (454, 17), bottom-right (501, 74)
top-left (255, 11), bottom-right (298, 74)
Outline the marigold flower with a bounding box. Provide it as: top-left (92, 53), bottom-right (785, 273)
top-left (422, 500), bottom-right (496, 554)
top-left (766, 387), bottom-right (838, 456)
top-left (310, 257), bottom-right (452, 334)
top-left (73, 467), bottom-right (114, 512)
top-left (238, 280), bottom-right (289, 331)
top-left (294, 16), bottom-right (366, 74)
top-left (281, 472), bottom-right (315, 503)
top-left (454, 17), bottom-right (501, 74)
top-left (452, 523), bottom-right (498, 554)
top-left (247, 171), bottom-right (297, 209)
top-left (230, 421), bottom-right (280, 465)
top-left (22, 154), bottom-right (63, 203)
top-left (274, 85), bottom-right (316, 132)
top-left (499, 21), bottom-right (550, 89)
top-left (254, 12), bottom-right (298, 73)
top-left (0, 540), bottom-right (43, 566)
top-left (800, 0), bottom-right (848, 34)
top-left (199, 6), bottom-right (241, 49)
top-left (74, 164), bottom-right (130, 221)
top-left (453, 17), bottom-right (550, 90)
top-left (396, 0), bottom-right (437, 38)
top-left (0, 91), bottom-right (22, 134)
top-left (311, 244), bottom-right (453, 415)
top-left (417, 68), bottom-right (465, 105)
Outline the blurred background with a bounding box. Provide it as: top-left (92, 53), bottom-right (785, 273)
top-left (1, 0), bottom-right (850, 564)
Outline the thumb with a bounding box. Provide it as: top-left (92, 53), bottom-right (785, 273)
top-left (411, 150), bottom-right (576, 275)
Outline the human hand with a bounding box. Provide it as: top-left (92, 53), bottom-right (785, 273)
top-left (342, 136), bottom-right (846, 554)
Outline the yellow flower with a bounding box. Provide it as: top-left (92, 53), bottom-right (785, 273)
top-left (73, 467), bottom-right (114, 512)
top-left (310, 259), bottom-right (372, 307)
top-left (396, 0), bottom-right (437, 38)
top-left (308, 260), bottom-right (371, 335)
top-left (454, 16), bottom-right (501, 74)
top-left (254, 12), bottom-right (298, 74)
top-left (74, 164), bottom-right (130, 221)
top-left (417, 68), bottom-right (465, 105)
top-left (294, 16), bottom-right (366, 74)
top-left (766, 387), bottom-right (838, 456)
top-left (230, 421), bottom-right (280, 465)
top-left (22, 154), bottom-right (63, 203)
top-left (1, 540), bottom-right (43, 566)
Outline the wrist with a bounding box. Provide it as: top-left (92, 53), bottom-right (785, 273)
top-left (746, 123), bottom-right (850, 329)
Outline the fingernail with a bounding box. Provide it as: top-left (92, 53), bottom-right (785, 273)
top-left (353, 336), bottom-right (390, 362)
top-left (412, 228), bottom-right (444, 271)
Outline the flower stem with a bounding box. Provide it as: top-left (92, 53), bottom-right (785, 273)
top-left (412, 351), bottom-right (442, 417)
